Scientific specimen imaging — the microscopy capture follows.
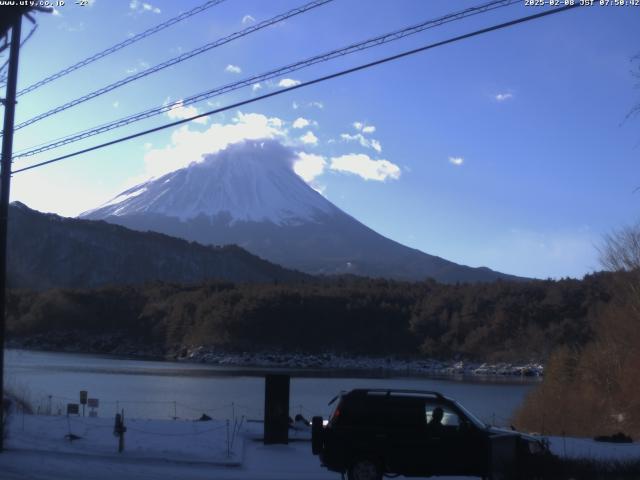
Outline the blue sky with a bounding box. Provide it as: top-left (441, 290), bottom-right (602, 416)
top-left (4, 0), bottom-right (640, 279)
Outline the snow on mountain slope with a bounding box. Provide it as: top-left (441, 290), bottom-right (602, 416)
top-left (81, 139), bottom-right (520, 283)
top-left (82, 141), bottom-right (337, 225)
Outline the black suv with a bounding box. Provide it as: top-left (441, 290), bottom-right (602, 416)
top-left (311, 389), bottom-right (548, 480)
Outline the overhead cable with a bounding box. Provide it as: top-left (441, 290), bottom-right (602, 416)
top-left (12, 0), bottom-right (334, 131)
top-left (15, 0), bottom-right (518, 159)
top-left (17, 0), bottom-right (228, 96)
top-left (12, 4), bottom-right (580, 175)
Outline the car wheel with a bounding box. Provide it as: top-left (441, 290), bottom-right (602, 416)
top-left (347, 458), bottom-right (382, 480)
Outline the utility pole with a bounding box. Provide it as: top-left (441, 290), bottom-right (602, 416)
top-left (0, 13), bottom-right (22, 453)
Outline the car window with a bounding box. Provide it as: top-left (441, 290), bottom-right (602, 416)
top-left (425, 403), bottom-right (461, 427)
top-left (387, 398), bottom-right (425, 429)
top-left (453, 401), bottom-right (486, 429)
top-left (338, 396), bottom-right (387, 427)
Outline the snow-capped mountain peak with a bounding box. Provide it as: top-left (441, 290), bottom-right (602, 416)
top-left (81, 140), bottom-right (337, 225)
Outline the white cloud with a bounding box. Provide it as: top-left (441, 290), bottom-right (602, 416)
top-left (267, 117), bottom-right (284, 128)
top-left (141, 112), bottom-right (287, 179)
top-left (134, 111), bottom-right (399, 193)
top-left (242, 14), bottom-right (255, 24)
top-left (292, 100), bottom-right (322, 110)
top-left (278, 78), bottom-right (301, 88)
top-left (448, 156), bottom-right (464, 166)
top-left (353, 122), bottom-right (376, 134)
top-left (292, 117), bottom-right (311, 129)
top-left (495, 92), bottom-right (513, 102)
top-left (252, 83), bottom-right (262, 92)
top-left (112, 101), bottom-right (119, 108)
top-left (300, 131), bottom-right (318, 145)
top-left (225, 64), bottom-right (241, 74)
top-left (58, 21), bottom-right (86, 32)
top-left (129, 0), bottom-right (160, 13)
top-left (294, 152), bottom-right (326, 182)
top-left (340, 133), bottom-right (382, 153)
top-left (330, 153), bottom-right (401, 181)
top-left (124, 59), bottom-right (149, 75)
top-left (165, 100), bottom-right (209, 125)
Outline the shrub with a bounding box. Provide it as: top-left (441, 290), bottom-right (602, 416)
top-left (514, 223), bottom-right (640, 438)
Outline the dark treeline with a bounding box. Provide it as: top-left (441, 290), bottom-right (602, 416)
top-left (5, 272), bottom-right (619, 361)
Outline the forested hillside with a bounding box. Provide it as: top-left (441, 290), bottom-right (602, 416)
top-left (7, 202), bottom-right (310, 289)
top-left (6, 273), bottom-right (618, 361)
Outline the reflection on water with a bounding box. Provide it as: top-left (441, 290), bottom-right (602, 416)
top-left (5, 349), bottom-right (535, 426)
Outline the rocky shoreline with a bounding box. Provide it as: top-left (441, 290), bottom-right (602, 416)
top-left (8, 332), bottom-right (544, 378)
top-left (174, 346), bottom-right (544, 378)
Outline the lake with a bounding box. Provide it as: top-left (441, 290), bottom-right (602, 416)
top-left (5, 349), bottom-right (536, 426)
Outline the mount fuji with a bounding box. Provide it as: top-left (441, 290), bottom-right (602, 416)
top-left (81, 140), bottom-right (518, 283)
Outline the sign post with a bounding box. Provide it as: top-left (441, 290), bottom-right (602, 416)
top-left (114, 409), bottom-right (126, 453)
top-left (88, 398), bottom-right (99, 417)
top-left (80, 390), bottom-right (88, 417)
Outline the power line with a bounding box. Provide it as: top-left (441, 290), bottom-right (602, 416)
top-left (14, 0), bottom-right (519, 159)
top-left (12, 3), bottom-right (580, 175)
top-left (16, 0), bottom-right (228, 97)
top-left (12, 0), bottom-right (334, 132)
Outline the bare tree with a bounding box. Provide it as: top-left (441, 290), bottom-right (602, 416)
top-left (599, 223), bottom-right (640, 272)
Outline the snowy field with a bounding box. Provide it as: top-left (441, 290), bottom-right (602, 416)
top-left (1, 415), bottom-right (340, 480)
top-left (1, 414), bottom-right (639, 479)
top-left (546, 436), bottom-right (640, 461)
top-left (5, 414), bottom-right (243, 465)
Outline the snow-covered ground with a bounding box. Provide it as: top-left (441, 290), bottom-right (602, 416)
top-left (1, 414), bottom-right (639, 479)
top-left (547, 435), bottom-right (640, 461)
top-left (1, 415), bottom-right (338, 480)
top-left (5, 414), bottom-right (242, 465)
top-left (0, 442), bottom-right (336, 480)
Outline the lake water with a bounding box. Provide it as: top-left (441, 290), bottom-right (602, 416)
top-left (5, 349), bottom-right (536, 426)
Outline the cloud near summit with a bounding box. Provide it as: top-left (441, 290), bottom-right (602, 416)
top-left (140, 111), bottom-right (401, 186)
top-left (142, 112), bottom-right (286, 179)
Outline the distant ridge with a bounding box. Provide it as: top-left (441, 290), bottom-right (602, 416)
top-left (8, 201), bottom-right (310, 290)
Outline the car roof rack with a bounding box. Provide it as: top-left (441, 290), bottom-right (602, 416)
top-left (351, 388), bottom-right (445, 399)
